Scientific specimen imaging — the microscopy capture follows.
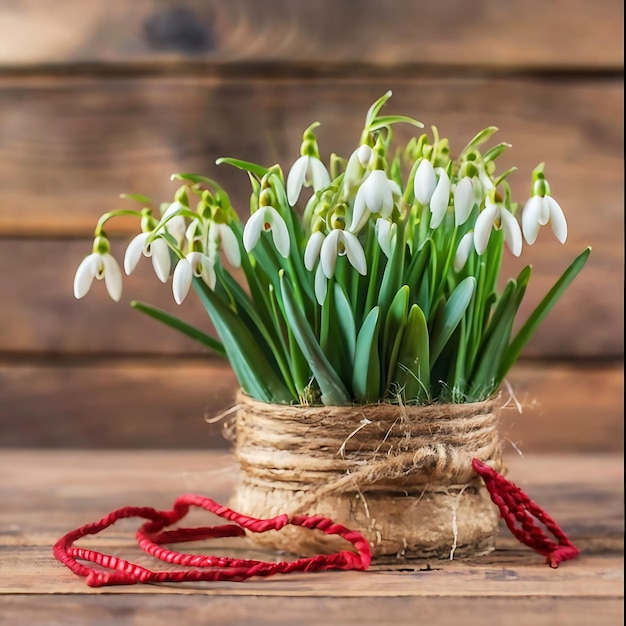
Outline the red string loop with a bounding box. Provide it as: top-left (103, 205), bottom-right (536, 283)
top-left (53, 494), bottom-right (371, 587)
top-left (471, 458), bottom-right (579, 568)
top-left (53, 462), bottom-right (579, 586)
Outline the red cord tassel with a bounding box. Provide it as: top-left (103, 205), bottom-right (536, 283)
top-left (53, 461), bottom-right (578, 587)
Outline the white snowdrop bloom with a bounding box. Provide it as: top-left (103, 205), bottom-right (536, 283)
top-left (454, 176), bottom-right (476, 226)
top-left (453, 231), bottom-right (475, 271)
top-left (429, 168), bottom-right (451, 229)
top-left (474, 200), bottom-right (522, 257)
top-left (376, 218), bottom-right (397, 258)
top-left (314, 263), bottom-right (328, 305)
top-left (304, 230), bottom-right (326, 271)
top-left (172, 252), bottom-right (216, 305)
top-left (162, 202), bottom-right (187, 247)
top-left (286, 155), bottom-right (331, 206)
top-left (349, 170), bottom-right (400, 232)
top-left (320, 229), bottom-right (367, 279)
top-left (343, 145), bottom-right (373, 193)
top-left (521, 195), bottom-right (567, 245)
top-left (243, 206), bottom-right (290, 258)
top-left (208, 221), bottom-right (241, 268)
top-left (413, 159), bottom-right (437, 205)
top-left (73, 252), bottom-right (123, 302)
top-left (123, 232), bottom-right (171, 283)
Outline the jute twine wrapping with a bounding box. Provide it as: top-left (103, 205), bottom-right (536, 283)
top-left (229, 392), bottom-right (503, 562)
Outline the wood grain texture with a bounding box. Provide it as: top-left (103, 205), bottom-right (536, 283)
top-left (0, 360), bottom-right (622, 451)
top-left (0, 0), bottom-right (622, 69)
top-left (0, 451), bottom-right (622, 626)
top-left (0, 77), bottom-right (622, 237)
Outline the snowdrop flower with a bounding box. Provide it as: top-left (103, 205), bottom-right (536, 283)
top-left (286, 155), bottom-right (331, 206)
top-left (343, 144), bottom-right (373, 193)
top-left (521, 194), bottom-right (567, 245)
top-left (304, 230), bottom-right (326, 271)
top-left (413, 159), bottom-right (437, 205)
top-left (453, 231), bottom-right (474, 271)
top-left (320, 229), bottom-right (367, 279)
top-left (376, 218), bottom-right (397, 258)
top-left (243, 206), bottom-right (290, 258)
top-left (429, 168), bottom-right (451, 228)
top-left (474, 200), bottom-right (522, 257)
top-left (349, 170), bottom-right (401, 232)
top-left (123, 232), bottom-right (171, 283)
top-left (172, 252), bottom-right (215, 304)
top-left (453, 176), bottom-right (476, 226)
top-left (73, 246), bottom-right (123, 302)
top-left (161, 202), bottom-right (187, 247)
top-left (208, 221), bottom-right (241, 267)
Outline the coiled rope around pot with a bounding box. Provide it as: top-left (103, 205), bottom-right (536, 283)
top-left (229, 392), bottom-right (503, 562)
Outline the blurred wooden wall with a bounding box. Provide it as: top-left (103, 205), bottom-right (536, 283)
top-left (0, 1), bottom-right (623, 450)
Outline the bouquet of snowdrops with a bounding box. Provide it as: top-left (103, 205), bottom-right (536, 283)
top-left (74, 91), bottom-right (589, 407)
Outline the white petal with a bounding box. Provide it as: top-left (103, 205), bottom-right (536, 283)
top-left (286, 156), bottom-right (309, 206)
top-left (429, 170), bottom-right (450, 229)
top-left (73, 253), bottom-right (99, 299)
top-left (242, 209), bottom-right (267, 252)
top-left (537, 196), bottom-right (550, 226)
top-left (172, 259), bottom-right (193, 305)
top-left (522, 196), bottom-right (543, 245)
top-left (413, 159), bottom-right (437, 205)
top-left (218, 223), bottom-right (242, 267)
top-left (474, 203), bottom-right (498, 255)
top-left (376, 218), bottom-right (393, 258)
top-left (454, 177), bottom-right (474, 226)
top-left (199, 255), bottom-right (217, 290)
top-left (388, 179), bottom-right (402, 198)
top-left (266, 208), bottom-right (291, 258)
top-left (454, 232), bottom-right (474, 271)
top-left (163, 202), bottom-right (187, 246)
top-left (357, 144), bottom-right (372, 167)
top-left (342, 231), bottom-right (367, 276)
top-left (150, 237), bottom-right (171, 283)
top-left (362, 170), bottom-right (388, 214)
top-left (314, 263), bottom-right (328, 305)
top-left (309, 157), bottom-right (331, 192)
top-left (500, 209), bottom-right (523, 257)
top-left (343, 150), bottom-right (363, 192)
top-left (320, 230), bottom-right (340, 279)
top-left (124, 233), bottom-right (149, 275)
top-left (545, 196), bottom-right (568, 243)
top-left (101, 254), bottom-right (123, 302)
top-left (304, 231), bottom-right (325, 271)
top-left (349, 185), bottom-right (369, 232)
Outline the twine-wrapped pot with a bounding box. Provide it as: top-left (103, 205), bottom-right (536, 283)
top-left (229, 392), bottom-right (503, 562)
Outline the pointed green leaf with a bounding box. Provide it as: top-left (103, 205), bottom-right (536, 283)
top-left (382, 285), bottom-right (410, 389)
top-left (430, 276), bottom-right (476, 364)
top-left (130, 300), bottom-right (226, 357)
top-left (215, 157), bottom-right (268, 178)
top-left (461, 126), bottom-right (499, 155)
top-left (392, 304), bottom-right (430, 402)
top-left (353, 307), bottom-right (381, 403)
top-left (498, 247), bottom-right (591, 383)
top-left (119, 193), bottom-right (153, 207)
top-left (369, 115), bottom-right (424, 131)
top-left (280, 272), bottom-right (350, 405)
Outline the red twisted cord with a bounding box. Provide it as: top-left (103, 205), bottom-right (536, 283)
top-left (472, 459), bottom-right (579, 567)
top-left (53, 461), bottom-right (579, 586)
top-left (52, 494), bottom-right (371, 587)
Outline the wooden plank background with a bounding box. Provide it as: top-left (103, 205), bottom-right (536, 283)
top-left (0, 1), bottom-right (623, 449)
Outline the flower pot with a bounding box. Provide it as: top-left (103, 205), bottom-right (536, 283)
top-left (229, 393), bottom-right (503, 563)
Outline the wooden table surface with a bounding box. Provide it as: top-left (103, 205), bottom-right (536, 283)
top-left (0, 450), bottom-right (622, 626)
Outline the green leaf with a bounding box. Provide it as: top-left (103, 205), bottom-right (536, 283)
top-left (193, 280), bottom-right (294, 404)
top-left (382, 285), bottom-right (410, 390)
top-left (280, 272), bottom-right (351, 405)
top-left (130, 300), bottom-right (226, 357)
top-left (430, 276), bottom-right (476, 364)
top-left (365, 90), bottom-right (393, 127)
top-left (353, 307), bottom-right (381, 403)
top-left (461, 126), bottom-right (499, 155)
top-left (119, 193), bottom-right (153, 207)
top-left (392, 304), bottom-right (430, 402)
top-left (497, 247), bottom-right (591, 383)
top-left (368, 115), bottom-right (424, 131)
top-left (215, 157), bottom-right (268, 179)
top-left (334, 283), bottom-right (357, 365)
top-left (378, 222), bottom-right (406, 312)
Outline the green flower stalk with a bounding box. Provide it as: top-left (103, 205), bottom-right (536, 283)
top-left (73, 92), bottom-right (590, 406)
